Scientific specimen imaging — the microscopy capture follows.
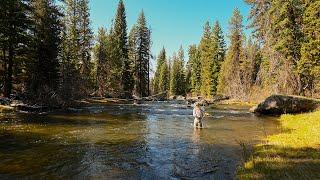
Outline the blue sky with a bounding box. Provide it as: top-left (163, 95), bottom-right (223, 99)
top-left (89, 0), bottom-right (251, 66)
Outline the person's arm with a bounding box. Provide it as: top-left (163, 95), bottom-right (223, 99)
top-left (201, 107), bottom-right (210, 117)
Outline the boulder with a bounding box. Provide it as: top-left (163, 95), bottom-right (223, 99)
top-left (169, 95), bottom-right (177, 100)
top-left (251, 94), bottom-right (320, 115)
top-left (176, 95), bottom-right (186, 101)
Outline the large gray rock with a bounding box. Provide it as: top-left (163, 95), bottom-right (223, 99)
top-left (250, 94), bottom-right (320, 115)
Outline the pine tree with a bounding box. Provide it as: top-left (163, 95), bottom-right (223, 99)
top-left (245, 0), bottom-right (272, 43)
top-left (64, 0), bottom-right (81, 67)
top-left (177, 46), bottom-right (186, 95)
top-left (211, 21), bottom-right (226, 95)
top-left (94, 27), bottom-right (108, 96)
top-left (133, 11), bottom-right (151, 98)
top-left (27, 0), bottom-right (62, 99)
top-left (246, 0), bottom-right (280, 93)
top-left (158, 60), bottom-right (169, 94)
top-left (104, 25), bottom-right (124, 97)
top-left (153, 47), bottom-right (166, 94)
top-left (169, 48), bottom-right (185, 96)
top-left (113, 0), bottom-right (133, 98)
top-left (218, 8), bottom-right (245, 98)
top-left (61, 0), bottom-right (93, 97)
top-left (128, 24), bottom-right (138, 63)
top-left (61, 0), bottom-right (82, 97)
top-left (0, 0), bottom-right (31, 97)
top-left (188, 45), bottom-right (201, 95)
top-left (298, 0), bottom-right (320, 96)
top-left (185, 60), bottom-right (192, 94)
top-left (246, 0), bottom-right (304, 95)
top-left (78, 0), bottom-right (93, 85)
top-left (169, 53), bottom-right (179, 96)
top-left (241, 38), bottom-right (262, 94)
top-left (59, 26), bottom-right (81, 100)
top-left (199, 21), bottom-right (214, 97)
top-left (269, 0), bottom-right (303, 95)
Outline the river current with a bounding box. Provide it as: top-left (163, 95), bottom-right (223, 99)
top-left (0, 101), bottom-right (278, 179)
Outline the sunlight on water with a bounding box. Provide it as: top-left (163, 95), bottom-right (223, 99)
top-left (0, 102), bottom-right (279, 179)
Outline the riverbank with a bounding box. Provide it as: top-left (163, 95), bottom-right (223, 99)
top-left (237, 110), bottom-right (320, 179)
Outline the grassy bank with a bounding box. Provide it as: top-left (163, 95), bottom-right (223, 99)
top-left (237, 111), bottom-right (320, 179)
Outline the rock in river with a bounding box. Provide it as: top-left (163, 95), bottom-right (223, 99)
top-left (250, 94), bottom-right (320, 115)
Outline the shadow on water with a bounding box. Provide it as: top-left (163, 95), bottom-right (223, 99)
top-left (0, 101), bottom-right (280, 179)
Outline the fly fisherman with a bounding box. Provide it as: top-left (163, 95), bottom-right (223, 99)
top-left (193, 102), bottom-right (205, 129)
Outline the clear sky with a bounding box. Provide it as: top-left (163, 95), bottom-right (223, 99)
top-left (89, 0), bottom-right (251, 67)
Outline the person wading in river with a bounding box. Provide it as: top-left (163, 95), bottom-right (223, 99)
top-left (193, 102), bottom-right (205, 129)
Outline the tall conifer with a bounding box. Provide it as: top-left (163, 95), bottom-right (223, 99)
top-left (94, 28), bottom-right (108, 96)
top-left (133, 11), bottom-right (151, 97)
top-left (0, 0), bottom-right (31, 97)
top-left (299, 0), bottom-right (320, 96)
top-left (199, 21), bottom-right (214, 97)
top-left (188, 45), bottom-right (201, 95)
top-left (153, 47), bottom-right (166, 94)
top-left (211, 21), bottom-right (226, 95)
top-left (28, 0), bottom-right (62, 98)
top-left (218, 8), bottom-right (245, 98)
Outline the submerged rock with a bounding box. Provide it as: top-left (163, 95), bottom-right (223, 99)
top-left (250, 94), bottom-right (320, 115)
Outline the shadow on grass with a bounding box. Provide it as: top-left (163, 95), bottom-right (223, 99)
top-left (237, 144), bottom-right (320, 179)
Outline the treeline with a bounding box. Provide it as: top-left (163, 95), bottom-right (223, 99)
top-left (243, 0), bottom-right (319, 99)
top-left (94, 0), bottom-right (151, 99)
top-left (152, 0), bottom-right (319, 100)
top-left (0, 0), bottom-right (151, 104)
top-left (1, 0), bottom-right (319, 103)
top-left (151, 20), bottom-right (226, 98)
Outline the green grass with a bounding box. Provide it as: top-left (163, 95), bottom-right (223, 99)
top-left (237, 111), bottom-right (320, 180)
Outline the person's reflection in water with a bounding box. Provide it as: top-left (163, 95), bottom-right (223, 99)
top-left (192, 128), bottom-right (201, 143)
top-left (192, 128), bottom-right (201, 155)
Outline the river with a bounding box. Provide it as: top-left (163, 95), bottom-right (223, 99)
top-left (0, 101), bottom-right (279, 179)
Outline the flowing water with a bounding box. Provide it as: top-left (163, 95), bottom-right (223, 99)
top-left (0, 101), bottom-right (279, 179)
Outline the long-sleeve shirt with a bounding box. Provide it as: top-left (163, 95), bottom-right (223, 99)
top-left (193, 107), bottom-right (205, 119)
